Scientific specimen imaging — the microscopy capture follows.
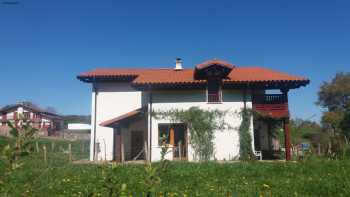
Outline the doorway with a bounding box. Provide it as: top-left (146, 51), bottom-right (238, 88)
top-left (131, 130), bottom-right (144, 160)
top-left (158, 123), bottom-right (188, 160)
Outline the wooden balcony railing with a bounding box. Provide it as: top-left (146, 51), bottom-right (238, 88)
top-left (252, 94), bottom-right (287, 104)
top-left (252, 94), bottom-right (289, 118)
top-left (208, 93), bottom-right (222, 103)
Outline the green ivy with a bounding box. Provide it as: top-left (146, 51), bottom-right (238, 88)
top-left (238, 109), bottom-right (254, 160)
top-left (154, 107), bottom-right (228, 161)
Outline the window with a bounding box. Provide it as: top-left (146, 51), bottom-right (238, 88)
top-left (158, 123), bottom-right (186, 146)
top-left (207, 80), bottom-right (222, 103)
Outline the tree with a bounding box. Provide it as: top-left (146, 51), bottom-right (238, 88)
top-left (340, 109), bottom-right (350, 138)
top-left (317, 72), bottom-right (350, 158)
top-left (0, 117), bottom-right (37, 195)
top-left (317, 72), bottom-right (350, 134)
top-left (317, 72), bottom-right (350, 112)
top-left (290, 118), bottom-right (322, 144)
top-left (321, 111), bottom-right (344, 134)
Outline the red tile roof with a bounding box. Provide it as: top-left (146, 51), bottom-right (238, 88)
top-left (77, 60), bottom-right (309, 87)
top-left (196, 59), bottom-right (235, 70)
top-left (78, 68), bottom-right (147, 78)
top-left (100, 108), bottom-right (144, 127)
top-left (78, 67), bottom-right (307, 83)
top-left (132, 69), bottom-right (205, 85)
top-left (225, 67), bottom-right (307, 82)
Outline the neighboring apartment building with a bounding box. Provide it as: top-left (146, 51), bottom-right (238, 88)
top-left (78, 59), bottom-right (310, 162)
top-left (0, 102), bottom-right (63, 136)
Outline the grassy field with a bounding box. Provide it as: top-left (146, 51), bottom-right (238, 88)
top-left (1, 136), bottom-right (350, 197)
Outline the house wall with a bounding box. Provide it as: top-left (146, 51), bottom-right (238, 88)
top-left (90, 82), bottom-right (142, 161)
top-left (150, 89), bottom-right (255, 162)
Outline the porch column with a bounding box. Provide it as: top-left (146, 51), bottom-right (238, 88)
top-left (114, 128), bottom-right (122, 162)
top-left (281, 89), bottom-right (291, 161)
top-left (283, 118), bottom-right (291, 161)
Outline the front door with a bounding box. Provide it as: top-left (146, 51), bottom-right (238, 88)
top-left (173, 124), bottom-right (187, 160)
top-left (131, 130), bottom-right (144, 160)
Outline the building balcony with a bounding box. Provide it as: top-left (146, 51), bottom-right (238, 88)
top-left (207, 93), bottom-right (222, 103)
top-left (252, 94), bottom-right (289, 118)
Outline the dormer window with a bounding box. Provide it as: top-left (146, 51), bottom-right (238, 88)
top-left (207, 80), bottom-right (222, 103)
top-left (194, 59), bottom-right (234, 103)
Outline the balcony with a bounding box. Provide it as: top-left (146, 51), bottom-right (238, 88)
top-left (252, 94), bottom-right (289, 118)
top-left (208, 92), bottom-right (222, 103)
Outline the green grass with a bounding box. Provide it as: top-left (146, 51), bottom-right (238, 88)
top-left (1, 136), bottom-right (350, 196)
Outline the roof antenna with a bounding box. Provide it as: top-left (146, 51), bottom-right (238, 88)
top-left (174, 58), bottom-right (183, 70)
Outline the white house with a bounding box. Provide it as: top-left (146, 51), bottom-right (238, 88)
top-left (67, 123), bottom-right (91, 130)
top-left (78, 59), bottom-right (309, 162)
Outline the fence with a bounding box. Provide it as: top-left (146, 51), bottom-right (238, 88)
top-left (32, 139), bottom-right (90, 163)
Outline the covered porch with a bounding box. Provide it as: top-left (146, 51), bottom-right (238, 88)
top-left (100, 108), bottom-right (148, 162)
top-left (252, 92), bottom-right (292, 160)
top-left (100, 107), bottom-right (190, 162)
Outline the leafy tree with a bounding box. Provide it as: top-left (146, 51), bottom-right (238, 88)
top-left (2, 120), bottom-right (37, 171)
top-left (317, 72), bottom-right (350, 112)
top-left (317, 72), bottom-right (350, 134)
top-left (321, 111), bottom-right (344, 134)
top-left (0, 117), bottom-right (37, 195)
top-left (290, 118), bottom-right (322, 144)
top-left (340, 109), bottom-right (350, 138)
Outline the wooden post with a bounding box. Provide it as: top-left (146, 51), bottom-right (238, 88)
top-left (296, 144), bottom-right (299, 158)
top-left (81, 142), bottom-right (84, 153)
top-left (51, 142), bottom-right (55, 152)
top-left (36, 141), bottom-right (39, 153)
top-left (178, 141), bottom-right (182, 160)
top-left (170, 127), bottom-right (175, 160)
top-left (114, 129), bottom-right (122, 162)
top-left (68, 143), bottom-right (72, 162)
top-left (283, 118), bottom-right (292, 161)
top-left (144, 142), bottom-right (149, 163)
top-left (318, 143), bottom-right (321, 156)
top-left (170, 127), bottom-right (175, 145)
top-left (43, 145), bottom-right (47, 163)
top-left (121, 139), bottom-right (125, 163)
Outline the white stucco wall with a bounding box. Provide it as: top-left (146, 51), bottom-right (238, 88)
top-left (150, 89), bottom-right (255, 162)
top-left (90, 82), bottom-right (142, 161)
top-left (90, 82), bottom-right (256, 161)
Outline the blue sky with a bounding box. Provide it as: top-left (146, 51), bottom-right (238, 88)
top-left (1, 0), bottom-right (349, 121)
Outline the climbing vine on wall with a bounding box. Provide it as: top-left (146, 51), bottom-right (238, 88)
top-left (238, 108), bottom-right (254, 160)
top-left (153, 106), bottom-right (228, 161)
